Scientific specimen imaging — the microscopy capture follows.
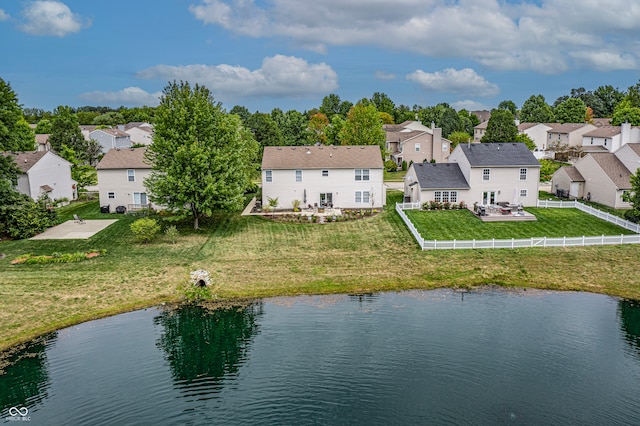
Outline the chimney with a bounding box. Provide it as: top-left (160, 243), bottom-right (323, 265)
top-left (620, 121), bottom-right (631, 150)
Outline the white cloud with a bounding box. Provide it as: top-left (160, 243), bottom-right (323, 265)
top-left (79, 87), bottom-right (162, 107)
top-left (407, 68), bottom-right (500, 98)
top-left (137, 55), bottom-right (338, 100)
top-left (187, 0), bottom-right (640, 73)
top-left (20, 1), bottom-right (90, 37)
top-left (0, 9), bottom-right (9, 21)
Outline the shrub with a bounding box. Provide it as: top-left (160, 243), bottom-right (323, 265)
top-left (130, 218), bottom-right (161, 243)
top-left (401, 160), bottom-right (408, 171)
top-left (384, 160), bottom-right (398, 172)
top-left (164, 225), bottom-right (179, 244)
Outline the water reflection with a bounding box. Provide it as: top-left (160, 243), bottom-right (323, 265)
top-left (618, 299), bottom-right (640, 355)
top-left (154, 302), bottom-right (263, 393)
top-left (0, 336), bottom-right (53, 414)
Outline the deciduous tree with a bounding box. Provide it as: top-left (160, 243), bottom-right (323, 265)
top-left (338, 103), bottom-right (385, 152)
top-left (49, 106), bottom-right (88, 160)
top-left (0, 78), bottom-right (35, 152)
top-left (554, 98), bottom-right (587, 123)
top-left (480, 109), bottom-right (518, 143)
top-left (520, 95), bottom-right (555, 123)
top-left (144, 81), bottom-right (259, 230)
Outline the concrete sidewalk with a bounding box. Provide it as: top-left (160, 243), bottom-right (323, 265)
top-left (30, 219), bottom-right (118, 240)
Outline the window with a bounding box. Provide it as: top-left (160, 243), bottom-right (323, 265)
top-left (442, 142), bottom-right (449, 152)
top-left (265, 170), bottom-right (272, 182)
top-left (604, 138), bottom-right (608, 146)
top-left (415, 143), bottom-right (420, 152)
top-left (434, 191), bottom-right (458, 203)
top-left (322, 170), bottom-right (329, 177)
top-left (355, 191), bottom-right (370, 203)
top-left (355, 169), bottom-right (370, 181)
top-left (520, 168), bottom-right (527, 181)
top-left (520, 189), bottom-right (528, 197)
top-left (108, 192), bottom-right (115, 199)
top-left (590, 138), bottom-right (594, 145)
top-left (133, 192), bottom-right (147, 205)
top-left (127, 169), bottom-right (135, 182)
top-left (295, 170), bottom-right (302, 182)
top-left (483, 168), bottom-right (490, 181)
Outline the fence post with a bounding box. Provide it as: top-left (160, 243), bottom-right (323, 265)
top-left (563, 236), bottom-right (566, 247)
top-left (512, 238), bottom-right (514, 248)
top-left (582, 236), bottom-right (585, 246)
top-left (544, 236), bottom-right (546, 247)
top-left (602, 234), bottom-right (605, 245)
top-left (453, 239), bottom-right (456, 249)
top-left (621, 234), bottom-right (624, 245)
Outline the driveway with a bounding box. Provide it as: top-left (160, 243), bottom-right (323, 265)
top-left (30, 220), bottom-right (118, 240)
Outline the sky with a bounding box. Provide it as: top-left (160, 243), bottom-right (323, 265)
top-left (1, 0), bottom-right (640, 114)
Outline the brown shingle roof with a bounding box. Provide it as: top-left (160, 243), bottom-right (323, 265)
top-left (624, 143), bottom-right (640, 156)
top-left (589, 153), bottom-right (632, 189)
top-left (35, 134), bottom-right (50, 145)
top-left (547, 123), bottom-right (589, 134)
top-left (1, 151), bottom-right (47, 173)
top-left (92, 128), bottom-right (129, 137)
top-left (562, 166), bottom-right (585, 182)
top-left (583, 126), bottom-right (621, 138)
top-left (96, 147), bottom-right (150, 169)
top-left (262, 145), bottom-right (383, 170)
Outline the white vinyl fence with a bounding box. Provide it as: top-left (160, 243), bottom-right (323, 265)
top-left (396, 202), bottom-right (640, 251)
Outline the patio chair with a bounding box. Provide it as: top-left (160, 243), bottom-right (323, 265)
top-left (73, 214), bottom-right (85, 224)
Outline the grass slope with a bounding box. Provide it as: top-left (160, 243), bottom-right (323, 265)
top-left (1, 192), bottom-right (639, 351)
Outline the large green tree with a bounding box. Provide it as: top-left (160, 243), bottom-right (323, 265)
top-left (611, 100), bottom-right (640, 126)
top-left (625, 168), bottom-right (640, 222)
top-left (519, 95), bottom-right (555, 123)
top-left (246, 113), bottom-right (283, 147)
top-left (498, 100), bottom-right (517, 116)
top-left (49, 106), bottom-right (88, 160)
top-left (0, 78), bottom-right (35, 152)
top-left (370, 92), bottom-right (395, 116)
top-left (554, 97), bottom-right (587, 123)
top-left (319, 94), bottom-right (352, 120)
top-left (480, 109), bottom-right (518, 143)
top-left (338, 103), bottom-right (385, 152)
top-left (593, 85), bottom-right (624, 117)
top-left (144, 81), bottom-right (258, 230)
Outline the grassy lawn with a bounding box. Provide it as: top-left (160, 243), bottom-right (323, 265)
top-left (404, 208), bottom-right (637, 240)
top-left (1, 191), bottom-right (640, 352)
top-left (384, 170), bottom-right (405, 181)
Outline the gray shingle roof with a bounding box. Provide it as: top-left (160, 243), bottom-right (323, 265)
top-left (412, 162), bottom-right (470, 189)
top-left (459, 143), bottom-right (540, 167)
top-left (262, 145), bottom-right (383, 169)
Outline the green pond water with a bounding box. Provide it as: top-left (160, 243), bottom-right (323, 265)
top-left (2, 288), bottom-right (640, 425)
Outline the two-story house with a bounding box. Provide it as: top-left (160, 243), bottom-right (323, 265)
top-left (120, 122), bottom-right (154, 146)
top-left (2, 151), bottom-right (76, 201)
top-left (405, 143), bottom-right (540, 207)
top-left (384, 121), bottom-right (450, 166)
top-left (261, 145), bottom-right (386, 210)
top-left (96, 147), bottom-right (159, 212)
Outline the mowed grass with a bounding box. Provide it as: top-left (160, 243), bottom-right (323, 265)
top-left (1, 191), bottom-right (640, 351)
top-left (404, 208), bottom-right (637, 240)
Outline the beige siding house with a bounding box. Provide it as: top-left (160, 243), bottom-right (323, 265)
top-left (384, 121), bottom-right (450, 166)
top-left (552, 143), bottom-right (640, 209)
top-left (261, 145), bottom-right (385, 210)
top-left (518, 122), bottom-right (553, 158)
top-left (447, 143), bottom-right (541, 207)
top-left (96, 147), bottom-right (159, 212)
top-left (120, 122), bottom-right (154, 146)
top-left (2, 151), bottom-right (76, 201)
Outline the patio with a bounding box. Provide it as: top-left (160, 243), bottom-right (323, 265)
top-left (474, 204), bottom-right (537, 222)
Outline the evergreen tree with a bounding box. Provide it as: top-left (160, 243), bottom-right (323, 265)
top-left (480, 109), bottom-right (518, 143)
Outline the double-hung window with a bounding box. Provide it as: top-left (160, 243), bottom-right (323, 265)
top-left (265, 170), bottom-right (273, 182)
top-left (483, 168), bottom-right (490, 181)
top-left (520, 168), bottom-right (527, 181)
top-left (127, 169), bottom-right (135, 182)
top-left (295, 170), bottom-right (302, 182)
top-left (355, 169), bottom-right (370, 181)
top-left (355, 191), bottom-right (370, 203)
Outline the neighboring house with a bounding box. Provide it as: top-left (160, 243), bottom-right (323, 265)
top-left (384, 121), bottom-right (450, 166)
top-left (35, 134), bottom-right (51, 152)
top-left (518, 122), bottom-right (553, 159)
top-left (96, 147), bottom-right (158, 211)
top-left (445, 143), bottom-right (541, 207)
top-left (471, 110), bottom-right (491, 123)
top-left (581, 122), bottom-right (640, 154)
top-left (261, 145), bottom-right (386, 210)
top-left (119, 122), bottom-right (154, 146)
top-left (552, 143), bottom-right (640, 208)
top-left (90, 128), bottom-right (131, 152)
top-left (473, 120), bottom-right (488, 142)
top-left (404, 162), bottom-right (470, 205)
top-left (2, 151), bottom-right (76, 201)
top-left (546, 123), bottom-right (596, 150)
top-left (80, 125), bottom-right (98, 141)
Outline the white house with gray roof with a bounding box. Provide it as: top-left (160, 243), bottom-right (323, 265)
top-left (261, 145), bottom-right (385, 210)
top-left (407, 143), bottom-right (541, 207)
top-left (404, 162), bottom-right (471, 206)
top-left (2, 151), bottom-right (76, 201)
top-left (90, 128), bottom-right (132, 153)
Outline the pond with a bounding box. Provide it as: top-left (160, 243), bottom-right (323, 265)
top-left (2, 288), bottom-right (640, 425)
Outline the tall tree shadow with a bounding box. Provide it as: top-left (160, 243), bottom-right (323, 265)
top-left (154, 302), bottom-right (263, 393)
top-left (618, 299), bottom-right (640, 356)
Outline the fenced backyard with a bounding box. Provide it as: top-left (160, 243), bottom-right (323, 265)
top-left (396, 200), bottom-right (640, 250)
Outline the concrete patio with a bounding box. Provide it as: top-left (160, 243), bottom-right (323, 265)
top-left (30, 219), bottom-right (118, 240)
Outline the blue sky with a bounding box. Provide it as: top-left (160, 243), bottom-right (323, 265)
top-left (1, 0), bottom-right (639, 114)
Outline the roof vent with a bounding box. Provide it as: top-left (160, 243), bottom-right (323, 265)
top-left (277, 147), bottom-right (282, 150)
